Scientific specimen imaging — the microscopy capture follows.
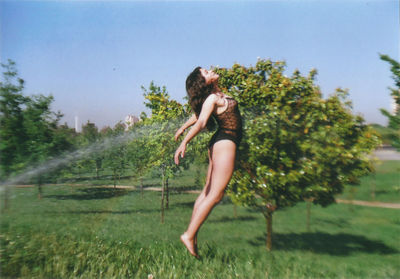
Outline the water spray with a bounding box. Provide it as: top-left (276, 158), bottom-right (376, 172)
top-left (0, 118), bottom-right (183, 190)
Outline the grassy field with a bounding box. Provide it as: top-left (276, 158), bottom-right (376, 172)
top-left (338, 160), bottom-right (400, 203)
top-left (1, 161), bottom-right (399, 278)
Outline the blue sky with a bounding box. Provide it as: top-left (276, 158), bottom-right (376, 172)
top-left (1, 0), bottom-right (398, 128)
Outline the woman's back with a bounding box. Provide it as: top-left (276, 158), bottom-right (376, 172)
top-left (209, 96), bottom-right (242, 148)
top-left (214, 96), bottom-right (242, 133)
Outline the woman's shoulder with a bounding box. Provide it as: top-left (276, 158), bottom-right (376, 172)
top-left (206, 93), bottom-right (220, 102)
top-left (208, 93), bottom-right (228, 106)
top-left (209, 92), bottom-right (230, 100)
top-left (201, 94), bottom-right (219, 109)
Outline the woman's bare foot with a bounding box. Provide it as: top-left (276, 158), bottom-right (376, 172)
top-left (194, 235), bottom-right (198, 255)
top-left (180, 233), bottom-right (199, 258)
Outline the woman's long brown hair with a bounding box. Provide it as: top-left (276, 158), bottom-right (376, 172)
top-left (186, 67), bottom-right (216, 130)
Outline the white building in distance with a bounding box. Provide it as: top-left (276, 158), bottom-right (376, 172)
top-left (390, 91), bottom-right (400, 115)
top-left (74, 116), bottom-right (81, 133)
top-left (124, 114), bottom-right (139, 131)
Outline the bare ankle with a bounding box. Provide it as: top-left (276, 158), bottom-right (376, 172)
top-left (182, 232), bottom-right (194, 241)
top-left (180, 233), bottom-right (199, 258)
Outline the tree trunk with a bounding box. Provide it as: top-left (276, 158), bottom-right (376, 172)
top-left (306, 200), bottom-right (311, 232)
top-left (113, 170), bottom-right (116, 188)
top-left (37, 176), bottom-right (43, 199)
top-left (370, 172), bottom-right (376, 201)
top-left (233, 204), bottom-right (238, 219)
top-left (161, 169), bottom-right (165, 224)
top-left (195, 166), bottom-right (201, 187)
top-left (348, 188), bottom-right (356, 212)
top-left (96, 159), bottom-right (101, 180)
top-left (2, 186), bottom-right (9, 212)
top-left (140, 177), bottom-right (143, 198)
top-left (166, 177), bottom-right (169, 209)
top-left (266, 211), bottom-right (272, 251)
top-left (37, 183), bottom-right (43, 199)
top-left (264, 203), bottom-right (276, 251)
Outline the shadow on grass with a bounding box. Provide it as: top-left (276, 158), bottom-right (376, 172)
top-left (169, 185), bottom-right (202, 192)
top-left (45, 187), bottom-right (129, 200)
top-left (375, 190), bottom-right (390, 195)
top-left (60, 208), bottom-right (160, 215)
top-left (249, 232), bottom-right (398, 255)
top-left (208, 215), bottom-right (257, 223)
top-left (313, 217), bottom-right (350, 228)
top-left (57, 174), bottom-right (136, 183)
top-left (172, 201), bottom-right (194, 208)
top-left (171, 195), bottom-right (234, 209)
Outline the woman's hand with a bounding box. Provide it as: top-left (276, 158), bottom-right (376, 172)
top-left (174, 128), bottom-right (184, 141)
top-left (174, 142), bottom-right (186, 165)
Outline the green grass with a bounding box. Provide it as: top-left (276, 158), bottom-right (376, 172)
top-left (1, 181), bottom-right (399, 278)
top-left (61, 160), bottom-right (400, 203)
top-left (338, 160), bottom-right (400, 203)
top-left (56, 163), bottom-right (208, 191)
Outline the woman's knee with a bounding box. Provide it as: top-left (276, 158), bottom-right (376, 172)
top-left (208, 190), bottom-right (224, 204)
top-left (215, 191), bottom-right (225, 203)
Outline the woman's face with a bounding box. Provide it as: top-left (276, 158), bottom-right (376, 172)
top-left (200, 68), bottom-right (219, 85)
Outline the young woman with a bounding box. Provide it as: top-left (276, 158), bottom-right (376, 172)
top-left (174, 67), bottom-right (242, 258)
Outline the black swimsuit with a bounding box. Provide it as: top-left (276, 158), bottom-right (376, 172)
top-left (208, 96), bottom-right (243, 149)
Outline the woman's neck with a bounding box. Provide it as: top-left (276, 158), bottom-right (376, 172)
top-left (211, 82), bottom-right (221, 94)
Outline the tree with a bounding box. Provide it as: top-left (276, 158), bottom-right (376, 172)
top-left (126, 121), bottom-right (153, 197)
top-left (0, 60), bottom-right (28, 178)
top-left (380, 54), bottom-right (400, 151)
top-left (142, 82), bottom-right (188, 222)
top-left (80, 121), bottom-right (104, 179)
top-left (0, 60), bottom-right (73, 202)
top-left (215, 59), bottom-right (381, 250)
top-left (102, 123), bottom-right (128, 188)
top-left (50, 123), bottom-right (78, 183)
top-left (0, 60), bottom-right (27, 209)
top-left (22, 94), bottom-right (66, 197)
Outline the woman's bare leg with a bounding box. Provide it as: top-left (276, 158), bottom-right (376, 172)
top-left (190, 149), bottom-right (213, 247)
top-left (183, 149), bottom-right (213, 256)
top-left (181, 140), bottom-right (236, 256)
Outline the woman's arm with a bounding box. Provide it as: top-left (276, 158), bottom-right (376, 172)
top-left (174, 114), bottom-right (197, 141)
top-left (174, 95), bottom-right (217, 165)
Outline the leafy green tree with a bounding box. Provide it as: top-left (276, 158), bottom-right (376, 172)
top-left (215, 59), bottom-right (381, 250)
top-left (102, 123), bottom-right (128, 187)
top-left (380, 54), bottom-right (400, 150)
top-left (0, 60), bottom-right (74, 201)
top-left (80, 121), bottom-right (104, 179)
top-left (51, 123), bottom-right (78, 182)
top-left (22, 94), bottom-right (66, 197)
top-left (0, 60), bottom-right (28, 177)
top-left (126, 121), bottom-right (154, 197)
top-left (142, 81), bottom-right (187, 222)
top-left (0, 60), bottom-right (27, 209)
